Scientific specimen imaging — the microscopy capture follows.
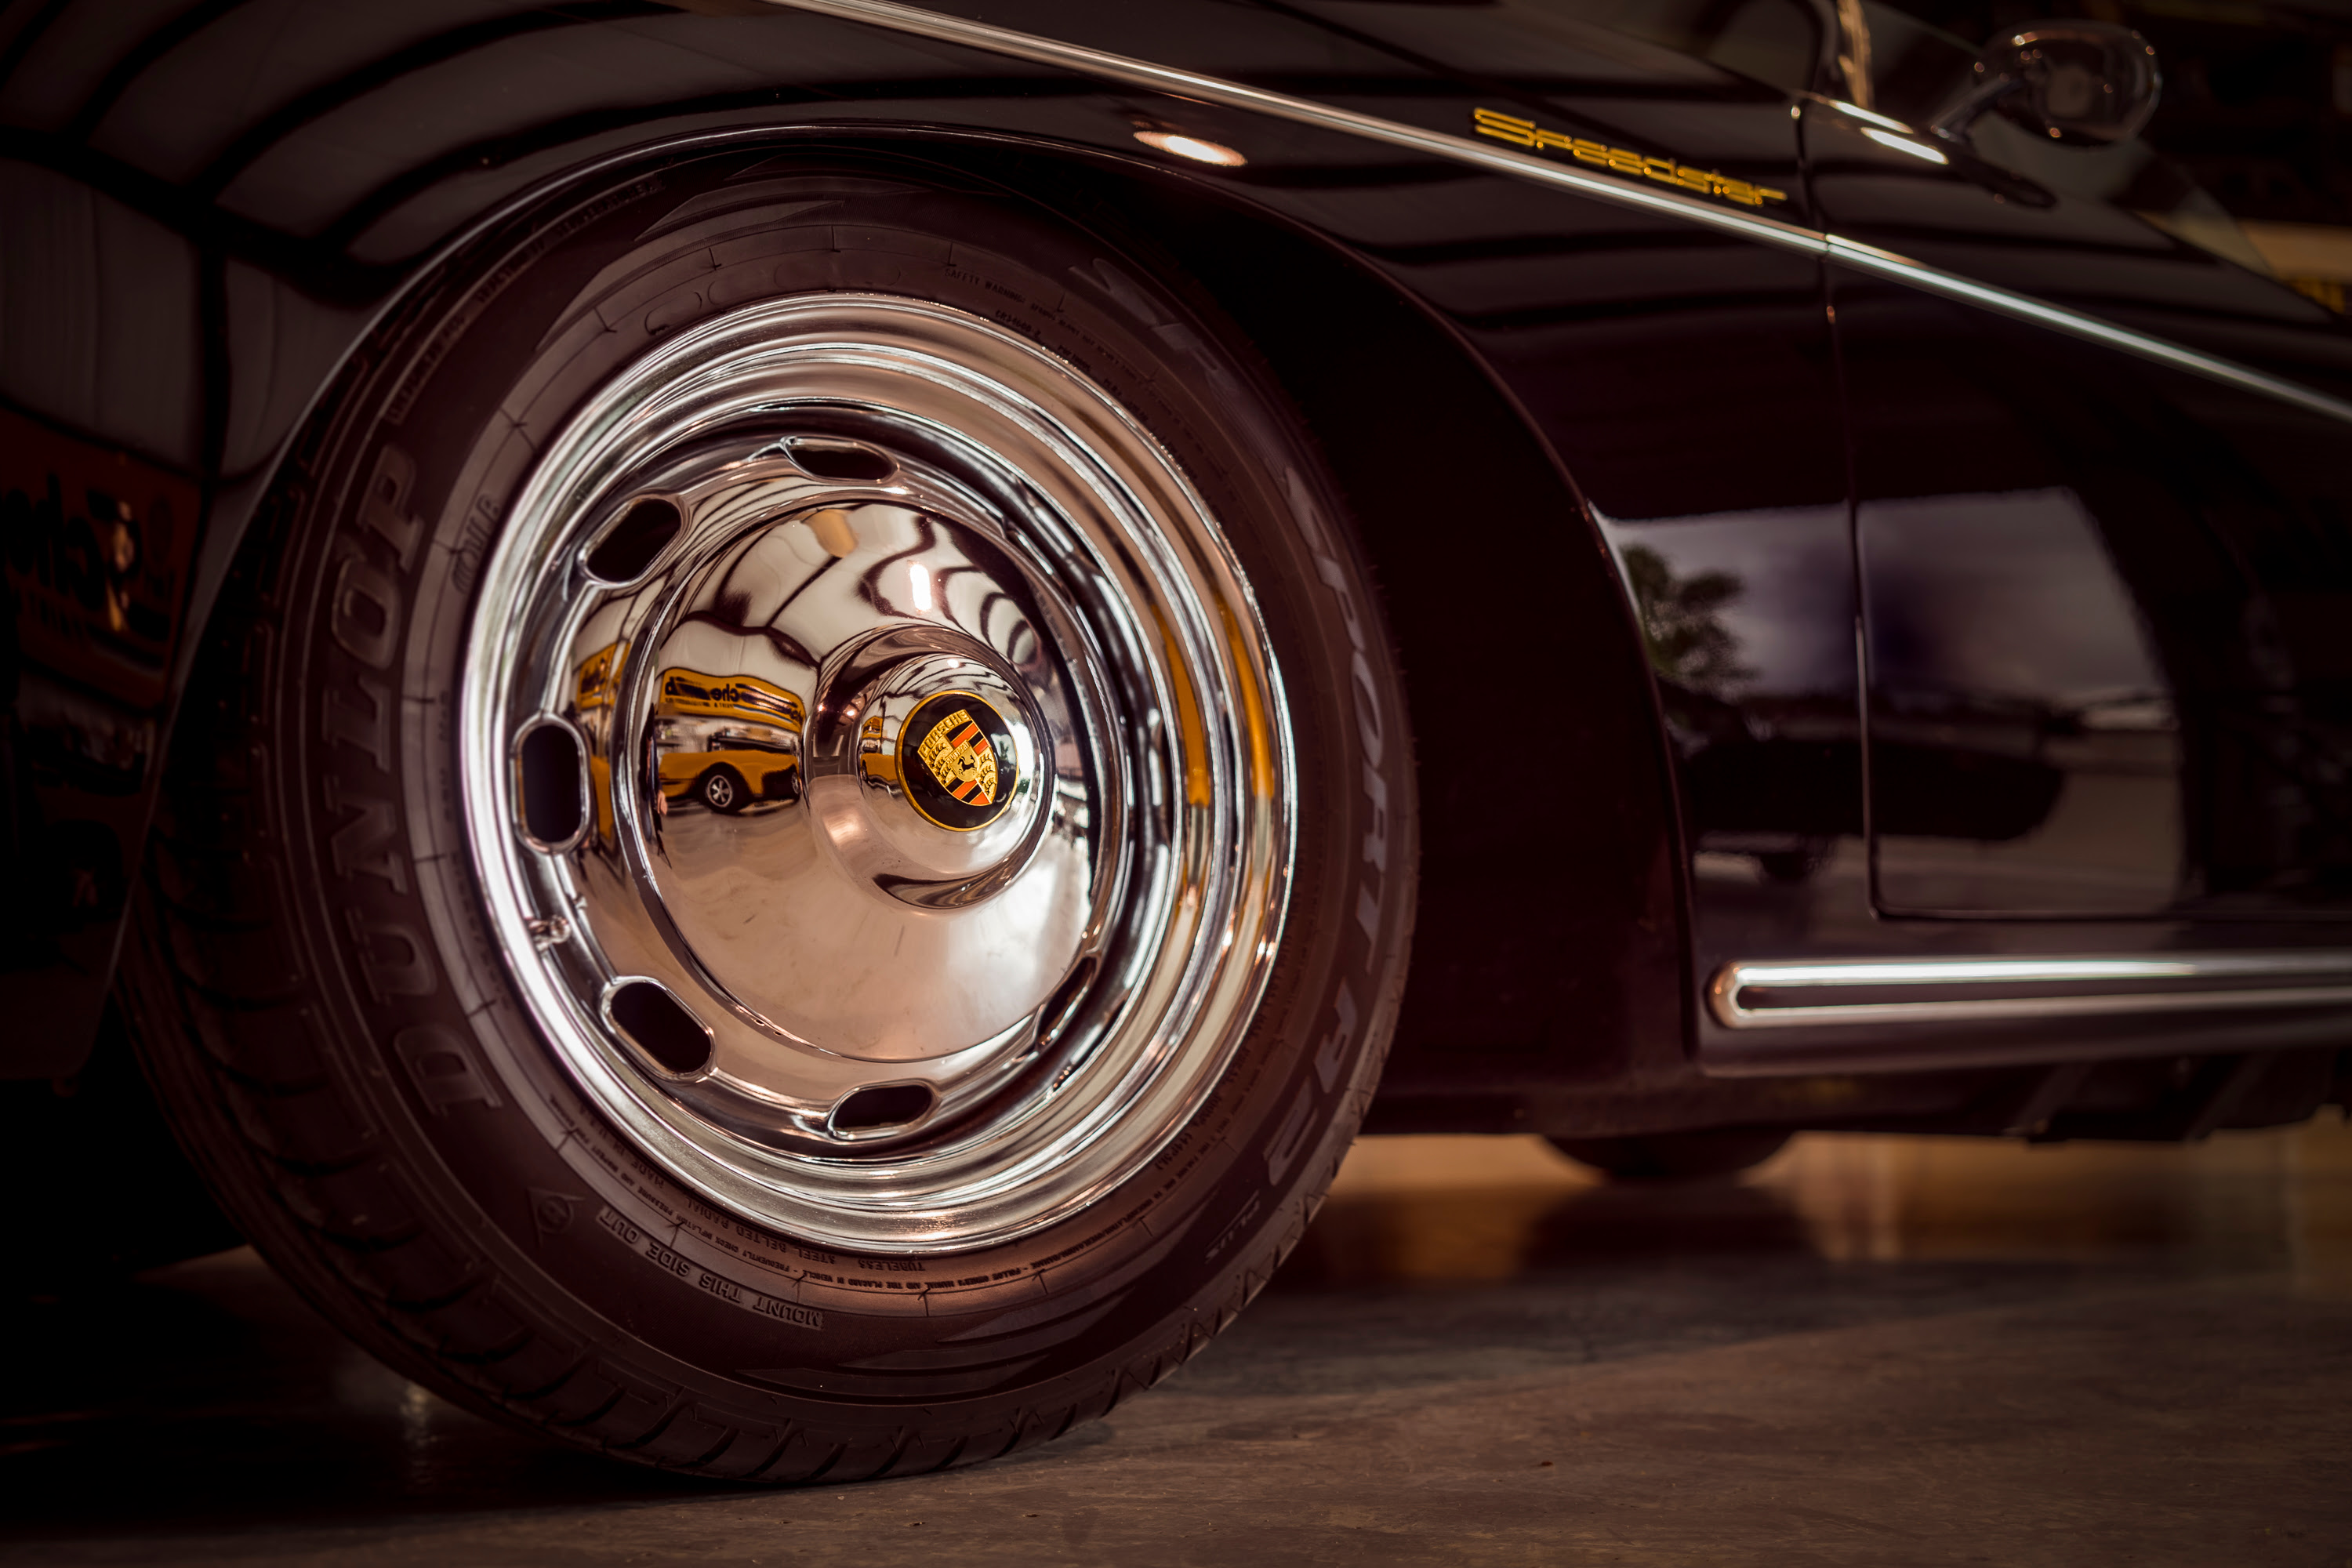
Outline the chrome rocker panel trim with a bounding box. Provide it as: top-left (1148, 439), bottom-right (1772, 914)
top-left (1709, 953), bottom-right (2352, 1030)
top-left (767, 0), bottom-right (2352, 428)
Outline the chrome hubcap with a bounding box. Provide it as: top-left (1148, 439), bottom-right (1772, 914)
top-left (461, 296), bottom-right (1293, 1252)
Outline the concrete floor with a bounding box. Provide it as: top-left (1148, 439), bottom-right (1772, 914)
top-left (4, 1123), bottom-right (2350, 1566)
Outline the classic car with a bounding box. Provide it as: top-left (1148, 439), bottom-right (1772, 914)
top-left (651, 666), bottom-right (805, 811)
top-left (2, 0), bottom-right (2346, 1481)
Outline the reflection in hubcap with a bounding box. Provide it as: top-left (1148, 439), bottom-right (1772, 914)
top-left (460, 296), bottom-right (1294, 1251)
top-left (619, 499), bottom-right (1083, 1076)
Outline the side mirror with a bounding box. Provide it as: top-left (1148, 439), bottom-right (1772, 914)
top-left (1932, 21), bottom-right (2161, 148)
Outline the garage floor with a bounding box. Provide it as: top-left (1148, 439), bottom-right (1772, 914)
top-left (5, 1122), bottom-right (2349, 1566)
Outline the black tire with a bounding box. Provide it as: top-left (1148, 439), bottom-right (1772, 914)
top-left (122, 151), bottom-right (1415, 1481)
top-left (1549, 1129), bottom-right (1794, 1182)
top-left (698, 766), bottom-right (747, 815)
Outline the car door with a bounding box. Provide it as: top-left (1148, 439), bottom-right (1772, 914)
top-left (1807, 1), bottom-right (2352, 922)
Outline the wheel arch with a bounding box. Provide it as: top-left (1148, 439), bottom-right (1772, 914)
top-left (927, 143), bottom-right (1693, 1103)
top-left (134, 126), bottom-right (1685, 1105)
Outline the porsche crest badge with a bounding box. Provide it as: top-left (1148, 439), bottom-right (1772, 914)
top-left (898, 692), bottom-right (1018, 830)
top-left (919, 708), bottom-right (998, 806)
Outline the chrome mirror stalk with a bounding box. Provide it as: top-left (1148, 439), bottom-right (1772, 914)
top-left (1932, 20), bottom-right (2161, 148)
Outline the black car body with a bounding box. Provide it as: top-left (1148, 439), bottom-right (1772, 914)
top-left (2, 2), bottom-right (2349, 1455)
top-left (9, 0), bottom-right (2344, 1134)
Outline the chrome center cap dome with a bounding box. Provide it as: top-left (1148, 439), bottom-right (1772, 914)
top-left (622, 499), bottom-right (1078, 1068)
top-left (607, 496), bottom-right (1098, 1073)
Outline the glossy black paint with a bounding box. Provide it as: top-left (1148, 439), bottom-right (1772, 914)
top-left (1839, 286), bottom-right (2352, 921)
top-left (0, 0), bottom-right (2345, 1133)
top-left (1797, 96), bottom-right (2352, 929)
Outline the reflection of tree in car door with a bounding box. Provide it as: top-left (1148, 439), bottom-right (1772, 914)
top-left (1620, 543), bottom-right (1753, 696)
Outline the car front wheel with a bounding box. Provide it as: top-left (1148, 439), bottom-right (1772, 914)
top-left (126, 153), bottom-right (1416, 1480)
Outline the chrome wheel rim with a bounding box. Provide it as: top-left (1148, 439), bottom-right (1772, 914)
top-left (460, 295), bottom-right (1294, 1253)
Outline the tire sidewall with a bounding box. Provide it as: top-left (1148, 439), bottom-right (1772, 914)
top-left (255, 149), bottom-right (1415, 1451)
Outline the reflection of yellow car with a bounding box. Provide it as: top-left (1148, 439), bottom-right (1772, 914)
top-left (659, 734), bottom-right (798, 812)
top-left (654, 669), bottom-right (804, 813)
top-left (575, 641), bottom-right (626, 710)
top-left (858, 713), bottom-right (899, 786)
top-left (572, 642), bottom-right (629, 840)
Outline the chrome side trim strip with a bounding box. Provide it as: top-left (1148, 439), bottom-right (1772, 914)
top-left (1710, 953), bottom-right (2352, 1029)
top-left (1820, 236), bottom-right (2352, 425)
top-left (764, 0), bottom-right (2352, 427)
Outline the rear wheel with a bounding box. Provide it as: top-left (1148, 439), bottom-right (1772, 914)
top-left (1550, 1130), bottom-right (1794, 1182)
top-left (125, 153), bottom-right (1415, 1480)
top-left (696, 767), bottom-right (746, 815)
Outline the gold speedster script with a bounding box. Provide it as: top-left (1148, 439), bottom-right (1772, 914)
top-left (1472, 109), bottom-right (1788, 208)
